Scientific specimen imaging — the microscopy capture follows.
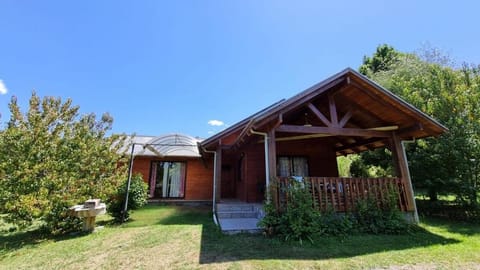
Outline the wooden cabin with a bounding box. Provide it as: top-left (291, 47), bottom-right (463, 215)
top-left (199, 68), bottom-right (447, 220)
top-left (128, 68), bottom-right (446, 220)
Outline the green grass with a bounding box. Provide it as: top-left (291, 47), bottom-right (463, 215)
top-left (1, 205), bottom-right (480, 269)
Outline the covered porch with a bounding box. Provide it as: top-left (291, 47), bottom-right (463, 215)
top-left (200, 68), bottom-right (447, 231)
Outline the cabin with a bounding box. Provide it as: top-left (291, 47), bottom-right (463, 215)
top-left (127, 68), bottom-right (447, 231)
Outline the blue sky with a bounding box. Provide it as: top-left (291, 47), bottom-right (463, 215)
top-left (1, 1), bottom-right (479, 138)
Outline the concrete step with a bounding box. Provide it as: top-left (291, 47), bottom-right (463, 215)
top-left (216, 204), bottom-right (254, 212)
top-left (216, 211), bottom-right (258, 218)
top-left (217, 217), bottom-right (263, 234)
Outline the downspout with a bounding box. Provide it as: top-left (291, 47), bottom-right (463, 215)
top-left (201, 146), bottom-right (219, 226)
top-left (250, 129), bottom-right (270, 201)
top-left (402, 138), bottom-right (419, 223)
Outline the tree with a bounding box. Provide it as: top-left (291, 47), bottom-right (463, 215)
top-left (358, 45), bottom-right (480, 206)
top-left (0, 93), bottom-right (128, 234)
top-left (359, 44), bottom-right (401, 76)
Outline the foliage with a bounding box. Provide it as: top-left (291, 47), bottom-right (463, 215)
top-left (358, 45), bottom-right (480, 207)
top-left (354, 185), bottom-right (410, 234)
top-left (260, 179), bottom-right (411, 242)
top-left (107, 173), bottom-right (148, 222)
top-left (0, 93), bottom-right (128, 234)
top-left (336, 156), bottom-right (353, 177)
top-left (359, 44), bottom-right (401, 76)
top-left (260, 179), bottom-right (320, 243)
top-left (349, 149), bottom-right (394, 178)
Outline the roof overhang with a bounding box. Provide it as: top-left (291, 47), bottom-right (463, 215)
top-left (200, 68), bottom-right (448, 155)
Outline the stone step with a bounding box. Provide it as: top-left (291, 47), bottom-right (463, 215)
top-left (216, 204), bottom-right (254, 212)
top-left (216, 211), bottom-right (258, 218)
top-left (217, 217), bottom-right (263, 234)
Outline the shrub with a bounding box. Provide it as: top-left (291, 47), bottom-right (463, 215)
top-left (260, 178), bottom-right (411, 241)
top-left (354, 185), bottom-right (410, 234)
top-left (43, 201), bottom-right (83, 235)
top-left (317, 208), bottom-right (356, 236)
top-left (107, 174), bottom-right (148, 222)
top-left (260, 179), bottom-right (320, 243)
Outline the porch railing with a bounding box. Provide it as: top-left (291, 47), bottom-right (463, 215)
top-left (272, 177), bottom-right (410, 212)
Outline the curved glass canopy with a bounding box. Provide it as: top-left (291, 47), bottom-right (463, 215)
top-left (129, 134), bottom-right (201, 157)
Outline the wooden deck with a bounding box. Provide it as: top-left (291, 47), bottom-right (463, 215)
top-left (273, 177), bottom-right (411, 212)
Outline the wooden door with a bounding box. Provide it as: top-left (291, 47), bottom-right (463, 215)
top-left (221, 164), bottom-right (235, 198)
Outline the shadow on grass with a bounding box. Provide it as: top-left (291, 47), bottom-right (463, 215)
top-left (133, 205), bottom-right (463, 264)
top-left (198, 224), bottom-right (459, 264)
top-left (421, 216), bottom-right (480, 236)
top-left (0, 227), bottom-right (90, 255)
top-left (0, 205), bottom-right (465, 264)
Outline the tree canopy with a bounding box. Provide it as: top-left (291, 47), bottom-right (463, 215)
top-left (0, 93), bottom-right (128, 233)
top-left (356, 45), bottom-right (480, 207)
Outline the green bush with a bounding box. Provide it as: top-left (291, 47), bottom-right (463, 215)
top-left (107, 174), bottom-right (148, 222)
top-left (43, 201), bottom-right (83, 235)
top-left (354, 185), bottom-right (410, 234)
top-left (260, 178), bottom-right (411, 241)
top-left (318, 208), bottom-right (356, 236)
top-left (260, 179), bottom-right (320, 243)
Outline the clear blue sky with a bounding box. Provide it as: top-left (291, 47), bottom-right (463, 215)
top-left (1, 1), bottom-right (479, 138)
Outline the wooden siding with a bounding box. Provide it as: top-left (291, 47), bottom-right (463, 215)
top-left (273, 177), bottom-right (410, 212)
top-left (276, 138), bottom-right (338, 177)
top-left (233, 137), bottom-right (339, 203)
top-left (131, 156), bottom-right (213, 200)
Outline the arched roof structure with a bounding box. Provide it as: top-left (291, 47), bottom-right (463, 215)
top-left (127, 134), bottom-right (201, 157)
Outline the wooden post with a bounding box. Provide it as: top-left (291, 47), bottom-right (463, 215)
top-left (267, 129), bottom-right (277, 187)
top-left (391, 132), bottom-right (419, 223)
top-left (215, 146), bottom-right (222, 202)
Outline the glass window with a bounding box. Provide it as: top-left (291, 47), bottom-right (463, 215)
top-left (277, 156), bottom-right (308, 177)
top-left (149, 161), bottom-right (186, 198)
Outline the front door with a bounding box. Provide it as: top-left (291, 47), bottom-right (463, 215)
top-left (221, 164), bottom-right (235, 198)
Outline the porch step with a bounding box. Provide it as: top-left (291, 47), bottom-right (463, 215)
top-left (216, 203), bottom-right (264, 234)
top-left (217, 218), bottom-right (263, 234)
top-left (216, 204), bottom-right (255, 212)
top-left (216, 211), bottom-right (258, 218)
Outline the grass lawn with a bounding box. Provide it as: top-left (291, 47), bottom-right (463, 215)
top-left (1, 205), bottom-right (480, 270)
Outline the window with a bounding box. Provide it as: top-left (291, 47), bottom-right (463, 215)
top-left (149, 161), bottom-right (186, 198)
top-left (277, 156), bottom-right (309, 177)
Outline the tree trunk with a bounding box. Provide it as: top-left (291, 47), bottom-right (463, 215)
top-left (428, 188), bottom-right (438, 202)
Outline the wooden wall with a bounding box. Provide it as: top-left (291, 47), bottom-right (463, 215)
top-left (276, 138), bottom-right (339, 177)
top-left (237, 137), bottom-right (338, 202)
top-left (131, 156), bottom-right (214, 200)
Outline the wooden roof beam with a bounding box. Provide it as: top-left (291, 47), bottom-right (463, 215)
top-left (276, 124), bottom-right (392, 137)
top-left (328, 94), bottom-right (339, 126)
top-left (336, 137), bottom-right (385, 151)
top-left (350, 81), bottom-right (418, 123)
top-left (397, 123), bottom-right (424, 137)
top-left (307, 102), bottom-right (331, 127)
top-left (338, 108), bottom-right (355, 128)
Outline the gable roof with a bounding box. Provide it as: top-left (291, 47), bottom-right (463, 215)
top-left (201, 68), bottom-right (447, 154)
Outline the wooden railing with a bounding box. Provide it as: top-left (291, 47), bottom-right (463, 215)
top-left (272, 177), bottom-right (410, 212)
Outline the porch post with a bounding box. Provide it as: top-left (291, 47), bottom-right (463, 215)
top-left (391, 132), bottom-right (419, 223)
top-left (267, 129), bottom-right (277, 201)
top-left (215, 146), bottom-right (222, 202)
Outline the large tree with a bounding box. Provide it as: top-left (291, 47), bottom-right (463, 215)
top-left (357, 45), bottom-right (480, 206)
top-left (0, 93), bottom-right (128, 233)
